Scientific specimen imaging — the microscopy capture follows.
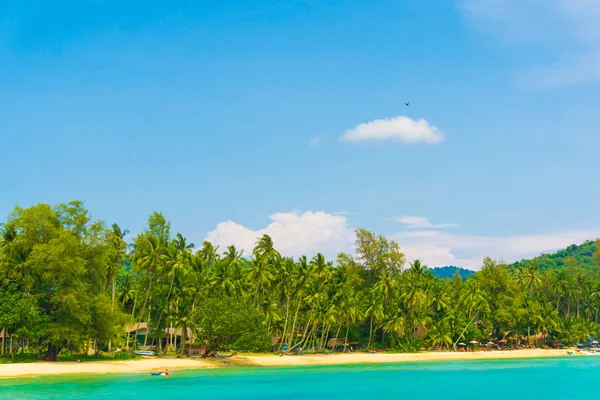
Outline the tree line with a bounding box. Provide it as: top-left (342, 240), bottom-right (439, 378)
top-left (1, 201), bottom-right (600, 361)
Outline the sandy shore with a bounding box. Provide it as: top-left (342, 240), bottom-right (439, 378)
top-left (0, 358), bottom-right (218, 378)
top-left (0, 349), bottom-right (571, 378)
top-left (240, 349), bottom-right (569, 367)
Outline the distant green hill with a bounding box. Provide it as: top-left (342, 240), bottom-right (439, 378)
top-left (430, 266), bottom-right (475, 279)
top-left (508, 239), bottom-right (600, 272)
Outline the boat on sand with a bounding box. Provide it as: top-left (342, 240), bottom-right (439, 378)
top-left (134, 350), bottom-right (156, 356)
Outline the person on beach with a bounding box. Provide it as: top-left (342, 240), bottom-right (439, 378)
top-left (165, 369), bottom-right (170, 376)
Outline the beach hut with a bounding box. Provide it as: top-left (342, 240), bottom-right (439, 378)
top-left (326, 338), bottom-right (358, 352)
top-left (190, 345), bottom-right (207, 356)
top-left (124, 323), bottom-right (194, 350)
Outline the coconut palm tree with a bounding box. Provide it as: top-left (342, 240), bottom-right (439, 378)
top-left (132, 234), bottom-right (169, 350)
top-left (428, 320), bottom-right (453, 349)
top-left (247, 235), bottom-right (279, 307)
top-left (552, 270), bottom-right (573, 315)
top-left (364, 288), bottom-right (384, 349)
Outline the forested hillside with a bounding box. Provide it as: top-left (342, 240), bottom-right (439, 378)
top-left (429, 266), bottom-right (475, 279)
top-left (509, 240), bottom-right (600, 272)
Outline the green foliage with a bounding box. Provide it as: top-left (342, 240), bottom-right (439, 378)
top-left (194, 296), bottom-right (271, 356)
top-left (0, 201), bottom-right (124, 360)
top-left (113, 351), bottom-right (135, 360)
top-left (509, 240), bottom-right (599, 272)
top-left (2, 201), bottom-right (600, 362)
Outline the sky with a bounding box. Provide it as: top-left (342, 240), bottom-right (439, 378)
top-left (2, 0), bottom-right (600, 269)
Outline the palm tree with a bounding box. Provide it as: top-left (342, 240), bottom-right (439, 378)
top-left (453, 280), bottom-right (489, 350)
top-left (340, 291), bottom-right (360, 352)
top-left (428, 320), bottom-right (453, 349)
top-left (132, 234), bottom-right (168, 350)
top-left (381, 311), bottom-right (405, 345)
top-left (212, 245), bottom-right (243, 298)
top-left (364, 288), bottom-right (384, 349)
top-left (276, 257), bottom-right (294, 352)
top-left (247, 235), bottom-right (279, 307)
top-left (107, 223), bottom-right (128, 351)
top-left (118, 271), bottom-right (136, 311)
top-left (409, 259), bottom-right (427, 277)
top-left (589, 283), bottom-right (600, 323)
top-left (552, 270), bottom-right (572, 315)
top-left (287, 256), bottom-right (312, 352)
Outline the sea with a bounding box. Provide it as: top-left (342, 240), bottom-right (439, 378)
top-left (1, 357), bottom-right (599, 399)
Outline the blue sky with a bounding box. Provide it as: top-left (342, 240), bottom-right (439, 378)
top-left (2, 0), bottom-right (600, 269)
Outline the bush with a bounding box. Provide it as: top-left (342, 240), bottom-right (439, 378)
top-left (114, 351), bottom-right (135, 360)
top-left (194, 296), bottom-right (271, 356)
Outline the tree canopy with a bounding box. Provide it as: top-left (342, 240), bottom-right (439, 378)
top-left (1, 201), bottom-right (600, 361)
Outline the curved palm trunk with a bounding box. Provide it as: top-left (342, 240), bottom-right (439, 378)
top-left (332, 323), bottom-right (342, 351)
top-left (134, 275), bottom-right (154, 351)
top-left (287, 298), bottom-right (303, 351)
top-left (277, 295), bottom-right (291, 353)
top-left (154, 272), bottom-right (176, 354)
top-left (292, 303), bottom-right (315, 351)
top-left (344, 321), bottom-right (350, 352)
top-left (453, 311), bottom-right (479, 352)
top-left (320, 323), bottom-right (331, 351)
top-left (367, 316), bottom-right (374, 350)
top-left (180, 322), bottom-right (187, 356)
top-left (1, 328), bottom-right (6, 357)
top-left (125, 296), bottom-right (138, 350)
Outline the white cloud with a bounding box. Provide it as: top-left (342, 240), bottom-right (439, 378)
top-left (205, 211), bottom-right (355, 259)
top-left (309, 135), bottom-right (326, 148)
top-left (393, 216), bottom-right (458, 229)
top-left (391, 228), bottom-right (600, 270)
top-left (339, 116), bottom-right (444, 144)
top-left (460, 0), bottom-right (600, 87)
top-left (205, 210), bottom-right (600, 272)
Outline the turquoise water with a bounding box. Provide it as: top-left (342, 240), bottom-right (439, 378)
top-left (1, 358), bottom-right (599, 399)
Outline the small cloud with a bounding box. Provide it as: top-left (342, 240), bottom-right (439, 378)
top-left (339, 116), bottom-right (444, 144)
top-left (331, 211), bottom-right (361, 216)
top-left (392, 216), bottom-right (458, 229)
top-left (309, 135), bottom-right (326, 148)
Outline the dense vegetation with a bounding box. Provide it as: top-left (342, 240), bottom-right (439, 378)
top-left (1, 202), bottom-right (600, 361)
top-left (509, 241), bottom-right (599, 272)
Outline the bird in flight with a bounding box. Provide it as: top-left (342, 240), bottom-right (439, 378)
top-left (405, 102), bottom-right (410, 106)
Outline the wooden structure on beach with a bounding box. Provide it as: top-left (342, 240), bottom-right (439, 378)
top-left (326, 338), bottom-right (359, 351)
top-left (124, 323), bottom-right (195, 350)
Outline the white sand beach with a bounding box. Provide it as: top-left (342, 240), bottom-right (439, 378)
top-left (0, 349), bottom-right (572, 378)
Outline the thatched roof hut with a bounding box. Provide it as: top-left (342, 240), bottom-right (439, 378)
top-left (124, 323), bottom-right (194, 340)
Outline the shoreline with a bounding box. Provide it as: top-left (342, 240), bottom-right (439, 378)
top-left (0, 349), bottom-right (572, 379)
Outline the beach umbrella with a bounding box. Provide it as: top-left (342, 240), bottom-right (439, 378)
top-left (458, 343), bottom-right (466, 346)
top-left (592, 340), bottom-right (598, 344)
top-left (469, 340), bottom-right (479, 345)
top-left (486, 342), bottom-right (495, 346)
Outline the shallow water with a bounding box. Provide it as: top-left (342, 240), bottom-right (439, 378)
top-left (1, 357), bottom-right (599, 399)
